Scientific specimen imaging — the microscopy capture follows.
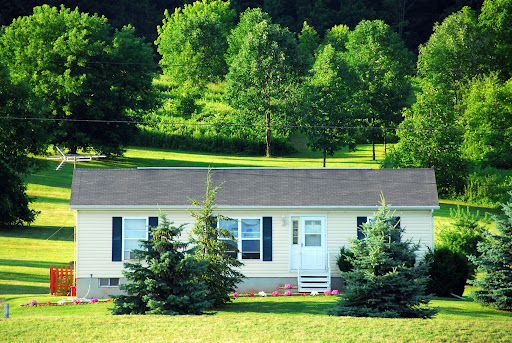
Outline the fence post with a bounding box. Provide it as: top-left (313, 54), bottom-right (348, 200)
top-left (3, 303), bottom-right (9, 319)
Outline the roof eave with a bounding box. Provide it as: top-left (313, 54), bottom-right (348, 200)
top-left (69, 204), bottom-right (440, 211)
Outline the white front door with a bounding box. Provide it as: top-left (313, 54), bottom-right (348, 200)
top-left (300, 217), bottom-right (326, 270)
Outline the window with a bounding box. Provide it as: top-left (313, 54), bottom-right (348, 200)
top-left (219, 218), bottom-right (262, 260)
top-left (292, 219), bottom-right (299, 245)
top-left (123, 218), bottom-right (148, 260)
top-left (357, 216), bottom-right (367, 240)
top-left (99, 278), bottom-right (119, 287)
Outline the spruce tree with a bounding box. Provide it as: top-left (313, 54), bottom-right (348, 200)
top-left (469, 193), bottom-right (512, 310)
top-left (189, 170), bottom-right (244, 308)
top-left (112, 214), bottom-right (212, 315)
top-left (327, 198), bottom-right (437, 318)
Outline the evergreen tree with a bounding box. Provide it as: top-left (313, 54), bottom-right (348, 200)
top-left (112, 214), bottom-right (212, 315)
top-left (189, 170), bottom-right (244, 308)
top-left (469, 193), bottom-right (512, 310)
top-left (327, 198), bottom-right (437, 318)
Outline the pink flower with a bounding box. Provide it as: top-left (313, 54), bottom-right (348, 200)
top-left (29, 300), bottom-right (38, 306)
top-left (331, 289), bottom-right (339, 295)
top-left (73, 299), bottom-right (81, 304)
top-left (324, 290), bottom-right (332, 296)
top-left (233, 292), bottom-right (239, 297)
top-left (284, 284), bottom-right (293, 289)
top-left (89, 298), bottom-right (98, 303)
top-left (284, 290), bottom-right (293, 296)
top-left (277, 285), bottom-right (281, 289)
top-left (271, 291), bottom-right (280, 296)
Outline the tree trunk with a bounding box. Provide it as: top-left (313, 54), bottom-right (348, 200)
top-left (323, 151), bottom-right (326, 168)
top-left (68, 147), bottom-right (77, 155)
top-left (384, 134), bottom-right (387, 154)
top-left (266, 111), bottom-right (271, 158)
top-left (372, 142), bottom-right (376, 161)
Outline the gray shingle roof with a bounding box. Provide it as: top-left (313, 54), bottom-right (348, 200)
top-left (70, 168), bottom-right (438, 208)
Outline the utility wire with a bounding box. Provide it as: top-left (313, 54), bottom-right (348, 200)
top-left (1, 116), bottom-right (510, 132)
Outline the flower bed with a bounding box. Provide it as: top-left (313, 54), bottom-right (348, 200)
top-left (20, 298), bottom-right (111, 307)
top-left (232, 285), bottom-right (340, 297)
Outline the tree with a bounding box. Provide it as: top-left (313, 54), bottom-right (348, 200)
top-left (189, 170), bottom-right (244, 308)
top-left (469, 192), bottom-right (512, 311)
top-left (479, 0), bottom-right (512, 79)
top-left (297, 21), bottom-right (319, 71)
top-left (326, 198), bottom-right (437, 318)
top-left (461, 74), bottom-right (512, 169)
top-left (156, 0), bottom-right (235, 89)
top-left (225, 9), bottom-right (299, 157)
top-left (387, 7), bottom-right (488, 195)
top-left (424, 246), bottom-right (469, 297)
top-left (344, 20), bottom-right (414, 160)
top-left (298, 44), bottom-right (358, 167)
top-left (112, 214), bottom-right (212, 315)
top-left (0, 5), bottom-right (156, 155)
top-left (0, 62), bottom-right (47, 227)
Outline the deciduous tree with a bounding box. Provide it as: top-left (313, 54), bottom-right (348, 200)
top-left (0, 5), bottom-right (156, 155)
top-left (225, 9), bottom-right (299, 157)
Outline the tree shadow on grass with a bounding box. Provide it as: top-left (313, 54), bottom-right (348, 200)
top-left (0, 259), bottom-right (67, 269)
top-left (223, 297), bottom-right (335, 315)
top-left (0, 226), bottom-right (74, 241)
top-left (0, 283), bottom-right (49, 295)
top-left (0, 271), bottom-right (48, 283)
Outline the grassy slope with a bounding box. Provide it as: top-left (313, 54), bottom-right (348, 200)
top-left (1, 145), bottom-right (509, 342)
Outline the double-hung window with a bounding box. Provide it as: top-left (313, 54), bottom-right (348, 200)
top-left (123, 218), bottom-right (148, 260)
top-left (219, 218), bottom-right (262, 260)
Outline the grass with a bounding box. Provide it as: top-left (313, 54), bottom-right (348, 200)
top-left (2, 145), bottom-right (509, 342)
top-left (1, 296), bottom-right (512, 342)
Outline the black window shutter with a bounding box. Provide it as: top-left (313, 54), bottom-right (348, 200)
top-left (262, 217), bottom-right (272, 261)
top-left (112, 217), bottom-right (122, 262)
top-left (357, 216), bottom-right (367, 240)
top-left (148, 216), bottom-right (158, 240)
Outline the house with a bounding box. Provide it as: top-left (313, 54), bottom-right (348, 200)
top-left (69, 167), bottom-right (439, 298)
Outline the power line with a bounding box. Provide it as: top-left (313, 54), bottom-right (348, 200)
top-left (1, 115), bottom-right (511, 132)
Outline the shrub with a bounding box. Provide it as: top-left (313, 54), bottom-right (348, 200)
top-left (336, 246), bottom-right (354, 272)
top-left (437, 206), bottom-right (487, 278)
top-left (424, 246), bottom-right (469, 297)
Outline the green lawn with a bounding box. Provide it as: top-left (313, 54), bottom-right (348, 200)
top-left (1, 296), bottom-right (512, 342)
top-left (1, 145), bottom-right (509, 342)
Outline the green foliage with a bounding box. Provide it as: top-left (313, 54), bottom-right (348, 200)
top-left (463, 168), bottom-right (512, 207)
top-left (327, 199), bottom-right (437, 318)
top-left (156, 0), bottom-right (235, 89)
top-left (225, 9), bottom-right (299, 157)
top-left (322, 24), bottom-right (350, 51)
top-left (344, 20), bottom-right (414, 160)
top-left (469, 192), bottom-right (512, 310)
top-left (0, 5), bottom-right (156, 156)
top-left (297, 21), bottom-right (319, 71)
top-left (461, 74), bottom-right (512, 169)
top-left (424, 247), bottom-right (470, 297)
top-left (189, 170), bottom-right (244, 308)
top-left (0, 62), bottom-right (47, 227)
top-left (112, 214), bottom-right (212, 315)
top-left (437, 206), bottom-right (487, 278)
top-left (479, 0), bottom-right (512, 79)
top-left (386, 8), bottom-right (487, 195)
top-left (336, 246), bottom-right (354, 272)
top-left (298, 44), bottom-right (358, 166)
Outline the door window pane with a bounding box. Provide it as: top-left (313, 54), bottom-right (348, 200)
top-left (305, 220), bottom-right (321, 234)
top-left (305, 234), bottom-right (321, 246)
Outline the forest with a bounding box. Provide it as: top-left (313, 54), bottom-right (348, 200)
top-left (1, 0), bottom-right (511, 227)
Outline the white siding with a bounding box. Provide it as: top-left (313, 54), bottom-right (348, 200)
top-left (75, 208), bottom-right (434, 279)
